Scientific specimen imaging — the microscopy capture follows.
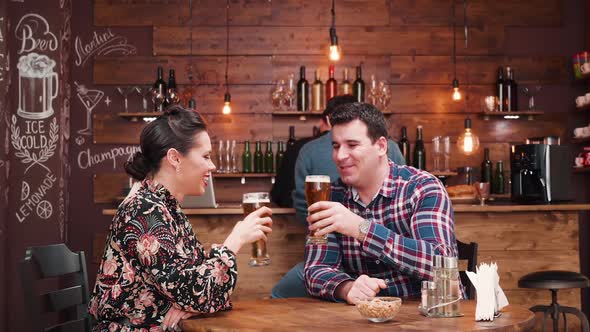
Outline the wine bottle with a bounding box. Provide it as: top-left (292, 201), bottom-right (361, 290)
top-left (264, 141), bottom-right (274, 173)
top-left (497, 67), bottom-right (505, 112)
top-left (275, 141), bottom-right (285, 171)
top-left (297, 66), bottom-right (309, 112)
top-left (167, 68), bottom-right (179, 105)
top-left (413, 126), bottom-right (426, 170)
top-left (481, 148), bottom-right (492, 183)
top-left (242, 141), bottom-right (252, 173)
top-left (353, 65), bottom-right (365, 102)
top-left (311, 69), bottom-right (324, 112)
top-left (505, 66), bottom-right (518, 112)
top-left (493, 160), bottom-right (505, 194)
top-left (287, 126), bottom-right (296, 150)
top-left (254, 141), bottom-right (264, 173)
top-left (398, 126), bottom-right (411, 166)
top-left (341, 68), bottom-right (352, 95)
top-left (153, 66), bottom-right (167, 112)
top-left (326, 65), bottom-right (337, 102)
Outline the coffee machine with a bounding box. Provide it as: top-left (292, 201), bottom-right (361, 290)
top-left (511, 144), bottom-right (572, 203)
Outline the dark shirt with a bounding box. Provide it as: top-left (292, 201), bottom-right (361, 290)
top-left (271, 133), bottom-right (327, 207)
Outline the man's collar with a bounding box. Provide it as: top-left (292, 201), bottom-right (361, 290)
top-left (347, 160), bottom-right (397, 205)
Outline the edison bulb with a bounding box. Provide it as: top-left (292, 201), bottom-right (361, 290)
top-left (457, 129), bottom-right (480, 155)
top-left (329, 44), bottom-right (341, 61)
top-left (222, 101), bottom-right (231, 115)
top-left (452, 87), bottom-right (461, 101)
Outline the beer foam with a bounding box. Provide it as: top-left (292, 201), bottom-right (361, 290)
top-left (243, 198), bottom-right (270, 204)
top-left (17, 53), bottom-right (56, 78)
top-left (305, 175), bottom-right (330, 183)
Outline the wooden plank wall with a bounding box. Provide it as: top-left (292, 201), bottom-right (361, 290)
top-left (91, 0), bottom-right (567, 202)
top-left (90, 0), bottom-right (581, 323)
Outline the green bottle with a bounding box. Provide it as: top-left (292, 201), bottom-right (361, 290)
top-left (254, 141), bottom-right (264, 173)
top-left (493, 160), bottom-right (504, 194)
top-left (481, 148), bottom-right (492, 183)
top-left (275, 141), bottom-right (285, 172)
top-left (264, 141), bottom-right (274, 173)
top-left (242, 141), bottom-right (252, 173)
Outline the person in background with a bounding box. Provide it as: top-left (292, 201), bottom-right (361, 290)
top-left (271, 96), bottom-right (406, 298)
top-left (304, 102), bottom-right (459, 303)
top-left (89, 105), bottom-right (273, 331)
top-left (270, 126), bottom-right (326, 208)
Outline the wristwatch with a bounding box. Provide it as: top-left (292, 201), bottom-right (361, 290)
top-left (358, 220), bottom-right (371, 241)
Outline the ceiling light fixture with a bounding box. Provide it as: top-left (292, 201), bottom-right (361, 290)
top-left (328, 0), bottom-right (341, 61)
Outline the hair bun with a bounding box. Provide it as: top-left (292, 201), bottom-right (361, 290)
top-left (124, 151), bottom-right (150, 180)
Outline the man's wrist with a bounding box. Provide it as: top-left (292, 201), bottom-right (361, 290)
top-left (335, 280), bottom-right (354, 302)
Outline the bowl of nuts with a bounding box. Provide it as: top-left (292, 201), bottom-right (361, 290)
top-left (356, 297), bottom-right (402, 323)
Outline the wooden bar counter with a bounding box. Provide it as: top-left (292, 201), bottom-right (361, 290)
top-left (102, 203), bottom-right (590, 318)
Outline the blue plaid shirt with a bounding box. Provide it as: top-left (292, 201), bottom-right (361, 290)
top-left (304, 161), bottom-right (460, 301)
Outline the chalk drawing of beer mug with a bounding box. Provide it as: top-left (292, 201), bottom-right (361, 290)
top-left (17, 53), bottom-right (58, 120)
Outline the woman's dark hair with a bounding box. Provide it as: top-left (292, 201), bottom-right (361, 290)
top-left (329, 102), bottom-right (388, 143)
top-left (125, 105), bottom-right (207, 180)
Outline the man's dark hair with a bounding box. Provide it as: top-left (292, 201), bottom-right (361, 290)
top-left (330, 102), bottom-right (389, 143)
top-left (322, 94), bottom-right (357, 122)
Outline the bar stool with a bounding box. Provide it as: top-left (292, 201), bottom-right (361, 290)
top-left (518, 270), bottom-right (590, 332)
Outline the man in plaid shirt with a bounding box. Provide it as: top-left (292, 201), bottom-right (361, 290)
top-left (304, 102), bottom-right (459, 304)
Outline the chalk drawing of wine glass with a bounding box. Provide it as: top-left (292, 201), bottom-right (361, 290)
top-left (116, 86), bottom-right (135, 113)
top-left (135, 86), bottom-right (153, 112)
top-left (75, 81), bottom-right (104, 136)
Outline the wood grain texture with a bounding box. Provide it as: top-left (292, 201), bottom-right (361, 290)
top-left (180, 298), bottom-right (536, 332)
top-left (94, 55), bottom-right (566, 86)
top-left (152, 26), bottom-right (506, 56)
top-left (95, 0), bottom-right (560, 28)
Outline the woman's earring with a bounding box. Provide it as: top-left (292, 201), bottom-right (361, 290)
top-left (176, 165), bottom-right (181, 173)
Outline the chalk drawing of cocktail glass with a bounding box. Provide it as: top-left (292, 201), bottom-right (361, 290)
top-left (116, 86), bottom-right (135, 113)
top-left (17, 53), bottom-right (58, 120)
top-left (75, 82), bottom-right (104, 136)
top-left (135, 86), bottom-right (153, 112)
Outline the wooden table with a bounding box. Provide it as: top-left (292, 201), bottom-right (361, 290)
top-left (180, 298), bottom-right (536, 332)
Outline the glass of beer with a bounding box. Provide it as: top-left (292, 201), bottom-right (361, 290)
top-left (305, 175), bottom-right (331, 244)
top-left (242, 192), bottom-right (271, 266)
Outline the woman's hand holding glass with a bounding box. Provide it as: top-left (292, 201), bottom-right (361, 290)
top-left (224, 206), bottom-right (273, 254)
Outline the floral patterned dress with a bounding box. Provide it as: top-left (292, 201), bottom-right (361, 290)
top-left (89, 180), bottom-right (237, 331)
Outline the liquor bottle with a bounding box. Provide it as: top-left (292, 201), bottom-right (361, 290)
top-left (242, 141), bottom-right (252, 173)
top-left (167, 68), bottom-right (179, 105)
top-left (505, 66), bottom-right (518, 112)
top-left (275, 141), bottom-right (285, 171)
top-left (311, 69), bottom-right (325, 112)
top-left (264, 141), bottom-right (274, 173)
top-left (398, 126), bottom-right (411, 166)
top-left (297, 66), bottom-right (309, 112)
top-left (413, 125), bottom-right (426, 170)
top-left (153, 66), bottom-right (167, 112)
top-left (353, 65), bottom-right (365, 102)
top-left (254, 141), bottom-right (264, 173)
top-left (481, 148), bottom-right (492, 183)
top-left (493, 160), bottom-right (505, 194)
top-left (326, 65), bottom-right (337, 102)
top-left (287, 126), bottom-right (296, 150)
top-left (497, 67), bottom-right (505, 112)
top-left (340, 68), bottom-right (352, 95)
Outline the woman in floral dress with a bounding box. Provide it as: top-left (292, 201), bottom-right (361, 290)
top-left (89, 106), bottom-right (273, 331)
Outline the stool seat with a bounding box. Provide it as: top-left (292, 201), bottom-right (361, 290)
top-left (518, 270), bottom-right (590, 290)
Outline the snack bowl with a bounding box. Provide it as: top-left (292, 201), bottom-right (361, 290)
top-left (356, 297), bottom-right (402, 323)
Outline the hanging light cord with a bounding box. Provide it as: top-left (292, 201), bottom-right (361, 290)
top-left (225, 0), bottom-right (230, 94)
top-left (331, 0), bottom-right (336, 29)
top-left (188, 0), bottom-right (194, 81)
top-left (463, 0), bottom-right (468, 48)
top-left (453, 1), bottom-right (457, 79)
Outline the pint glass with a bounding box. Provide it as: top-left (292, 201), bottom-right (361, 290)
top-left (242, 192), bottom-right (271, 266)
top-left (305, 175), bottom-right (330, 244)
